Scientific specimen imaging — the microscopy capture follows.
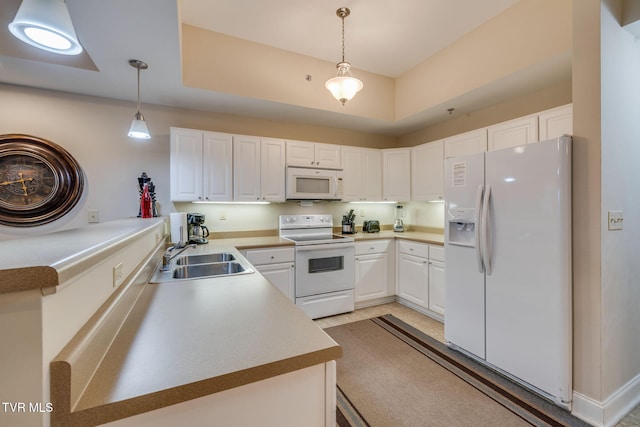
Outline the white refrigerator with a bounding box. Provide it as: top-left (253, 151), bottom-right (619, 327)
top-left (444, 136), bottom-right (572, 407)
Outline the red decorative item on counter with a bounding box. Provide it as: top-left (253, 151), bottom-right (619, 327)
top-left (140, 183), bottom-right (152, 218)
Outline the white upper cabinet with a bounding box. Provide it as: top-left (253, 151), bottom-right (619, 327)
top-left (260, 138), bottom-right (286, 202)
top-left (538, 104), bottom-right (573, 140)
top-left (411, 140), bottom-right (444, 201)
top-left (234, 136), bottom-right (286, 202)
top-left (203, 132), bottom-right (234, 201)
top-left (341, 146), bottom-right (382, 201)
top-left (233, 135), bottom-right (261, 201)
top-left (170, 127), bottom-right (233, 202)
top-left (382, 148), bottom-right (411, 202)
top-left (487, 115), bottom-right (538, 151)
top-left (444, 129), bottom-right (488, 158)
top-left (286, 140), bottom-right (341, 169)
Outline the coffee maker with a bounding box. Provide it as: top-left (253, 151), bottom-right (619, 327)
top-left (187, 213), bottom-right (209, 244)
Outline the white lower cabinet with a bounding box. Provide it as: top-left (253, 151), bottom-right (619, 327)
top-left (243, 247), bottom-right (295, 301)
top-left (397, 251), bottom-right (429, 308)
top-left (396, 240), bottom-right (445, 319)
top-left (428, 245), bottom-right (446, 316)
top-left (354, 240), bottom-right (393, 306)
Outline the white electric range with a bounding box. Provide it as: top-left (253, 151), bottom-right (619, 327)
top-left (279, 214), bottom-right (355, 319)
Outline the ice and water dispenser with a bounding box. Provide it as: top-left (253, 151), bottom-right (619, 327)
top-left (447, 208), bottom-right (477, 247)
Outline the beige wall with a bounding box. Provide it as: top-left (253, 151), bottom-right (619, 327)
top-left (181, 25), bottom-right (396, 122)
top-left (395, 0), bottom-right (572, 121)
top-left (398, 79), bottom-right (572, 147)
top-left (571, 1), bottom-right (640, 422)
top-left (572, 0), bottom-right (604, 403)
top-left (600, 0), bottom-right (640, 402)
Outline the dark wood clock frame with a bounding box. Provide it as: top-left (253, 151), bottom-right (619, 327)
top-left (0, 134), bottom-right (85, 227)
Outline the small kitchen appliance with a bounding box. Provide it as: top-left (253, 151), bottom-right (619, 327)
top-left (393, 205), bottom-right (405, 232)
top-left (187, 213), bottom-right (209, 244)
top-left (363, 220), bottom-right (380, 233)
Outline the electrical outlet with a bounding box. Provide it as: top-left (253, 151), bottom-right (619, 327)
top-left (113, 262), bottom-right (124, 287)
top-left (608, 211), bottom-right (624, 231)
top-left (360, 209), bottom-right (365, 217)
top-left (88, 209), bottom-right (99, 223)
top-left (219, 211), bottom-right (227, 220)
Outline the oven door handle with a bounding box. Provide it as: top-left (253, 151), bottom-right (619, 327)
top-left (294, 243), bottom-right (354, 251)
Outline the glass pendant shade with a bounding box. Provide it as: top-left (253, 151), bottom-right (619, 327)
top-left (325, 62), bottom-right (363, 106)
top-left (8, 0), bottom-right (83, 55)
top-left (128, 59), bottom-right (150, 140)
top-left (128, 112), bottom-right (151, 140)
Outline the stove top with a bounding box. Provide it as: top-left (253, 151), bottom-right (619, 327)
top-left (279, 214), bottom-right (354, 245)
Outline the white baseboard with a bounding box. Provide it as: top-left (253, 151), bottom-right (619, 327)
top-left (572, 372), bottom-right (640, 427)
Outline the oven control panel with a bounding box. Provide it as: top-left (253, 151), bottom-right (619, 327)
top-left (279, 214), bottom-right (333, 229)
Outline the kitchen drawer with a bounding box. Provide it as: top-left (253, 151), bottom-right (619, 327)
top-left (355, 239), bottom-right (391, 255)
top-left (244, 247), bottom-right (294, 265)
top-left (429, 245), bottom-right (445, 262)
top-left (397, 240), bottom-right (429, 258)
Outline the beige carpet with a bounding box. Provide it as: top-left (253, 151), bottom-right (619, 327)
top-left (325, 316), bottom-right (591, 427)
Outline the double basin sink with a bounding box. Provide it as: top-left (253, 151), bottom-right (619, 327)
top-left (150, 250), bottom-right (254, 283)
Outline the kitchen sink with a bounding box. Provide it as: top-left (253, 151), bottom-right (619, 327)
top-left (172, 262), bottom-right (247, 279)
top-left (175, 252), bottom-right (235, 265)
top-left (149, 249), bottom-right (254, 283)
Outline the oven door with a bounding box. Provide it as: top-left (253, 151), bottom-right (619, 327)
top-left (295, 243), bottom-right (354, 297)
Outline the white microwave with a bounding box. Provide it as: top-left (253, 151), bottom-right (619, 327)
top-left (286, 166), bottom-right (343, 200)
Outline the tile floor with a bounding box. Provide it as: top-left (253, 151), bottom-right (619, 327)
top-left (315, 302), bottom-right (640, 427)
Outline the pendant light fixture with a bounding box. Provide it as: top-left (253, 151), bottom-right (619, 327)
top-left (128, 59), bottom-right (151, 140)
top-left (325, 7), bottom-right (363, 106)
top-left (8, 0), bottom-right (83, 55)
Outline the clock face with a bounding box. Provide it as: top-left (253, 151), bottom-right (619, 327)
top-left (0, 135), bottom-right (84, 227)
top-left (0, 153), bottom-right (60, 210)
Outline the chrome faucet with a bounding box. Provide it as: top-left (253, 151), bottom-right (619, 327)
top-left (161, 243), bottom-right (196, 271)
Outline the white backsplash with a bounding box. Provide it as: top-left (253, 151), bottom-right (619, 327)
top-left (173, 201), bottom-right (444, 232)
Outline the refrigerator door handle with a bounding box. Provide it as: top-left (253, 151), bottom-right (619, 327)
top-left (475, 184), bottom-right (485, 273)
top-left (481, 184), bottom-right (493, 275)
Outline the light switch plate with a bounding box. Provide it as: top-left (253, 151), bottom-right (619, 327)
top-left (608, 211), bottom-right (624, 230)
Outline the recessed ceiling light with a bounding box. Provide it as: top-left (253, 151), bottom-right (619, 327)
top-left (8, 0), bottom-right (83, 55)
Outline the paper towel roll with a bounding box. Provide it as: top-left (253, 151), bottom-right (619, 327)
top-left (170, 212), bottom-right (188, 244)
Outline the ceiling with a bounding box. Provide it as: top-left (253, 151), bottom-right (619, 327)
top-left (0, 0), bottom-right (562, 137)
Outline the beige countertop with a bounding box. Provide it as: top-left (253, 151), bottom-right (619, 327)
top-left (50, 237), bottom-right (341, 426)
top-left (348, 230), bottom-right (444, 246)
top-left (208, 229), bottom-right (444, 249)
top-left (0, 217), bottom-right (167, 294)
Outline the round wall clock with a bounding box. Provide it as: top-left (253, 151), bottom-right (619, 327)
top-left (0, 134), bottom-right (84, 227)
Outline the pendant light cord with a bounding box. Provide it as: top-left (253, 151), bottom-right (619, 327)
top-left (341, 15), bottom-right (345, 63)
top-left (136, 66), bottom-right (141, 114)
